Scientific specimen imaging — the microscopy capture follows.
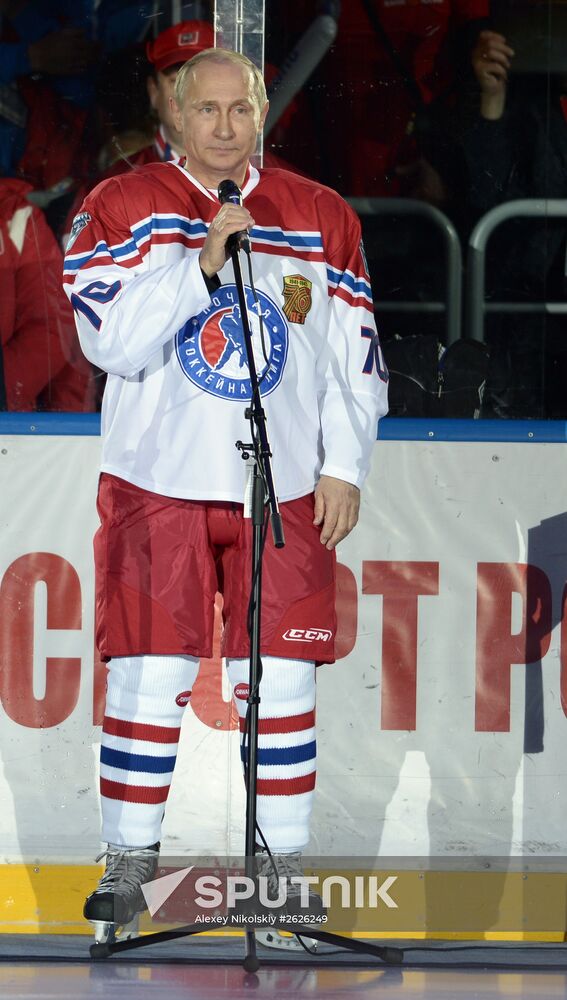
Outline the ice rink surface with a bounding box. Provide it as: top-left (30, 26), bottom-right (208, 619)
top-left (1, 936), bottom-right (567, 1000)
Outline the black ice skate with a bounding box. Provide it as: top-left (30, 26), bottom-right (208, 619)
top-left (84, 842), bottom-right (160, 945)
top-left (254, 848), bottom-right (326, 945)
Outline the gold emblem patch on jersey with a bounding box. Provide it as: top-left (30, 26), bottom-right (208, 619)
top-left (282, 274), bottom-right (312, 325)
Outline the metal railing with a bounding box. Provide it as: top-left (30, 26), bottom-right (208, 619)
top-left (467, 199), bottom-right (567, 341)
top-left (348, 197), bottom-right (463, 345)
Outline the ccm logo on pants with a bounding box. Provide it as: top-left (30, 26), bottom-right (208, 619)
top-left (282, 629), bottom-right (333, 642)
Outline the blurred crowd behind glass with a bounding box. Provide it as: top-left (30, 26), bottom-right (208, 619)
top-left (1, 0), bottom-right (565, 419)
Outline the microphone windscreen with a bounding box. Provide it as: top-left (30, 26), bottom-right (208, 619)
top-left (218, 179), bottom-right (242, 205)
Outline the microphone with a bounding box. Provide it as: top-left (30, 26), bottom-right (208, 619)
top-left (217, 179), bottom-right (251, 255)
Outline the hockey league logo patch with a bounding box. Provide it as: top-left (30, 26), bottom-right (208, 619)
top-left (176, 285), bottom-right (288, 400)
top-left (65, 211), bottom-right (91, 252)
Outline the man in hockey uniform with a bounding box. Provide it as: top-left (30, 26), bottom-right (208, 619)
top-left (63, 47), bottom-right (388, 939)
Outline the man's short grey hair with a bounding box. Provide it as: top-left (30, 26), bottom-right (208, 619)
top-left (174, 48), bottom-right (268, 115)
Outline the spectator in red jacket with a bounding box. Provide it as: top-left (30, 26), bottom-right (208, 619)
top-left (0, 179), bottom-right (94, 411)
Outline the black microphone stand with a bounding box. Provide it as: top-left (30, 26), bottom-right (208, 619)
top-left (90, 244), bottom-right (402, 974)
top-left (229, 236), bottom-right (285, 974)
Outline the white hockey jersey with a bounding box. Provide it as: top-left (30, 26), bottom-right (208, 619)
top-left (63, 162), bottom-right (388, 502)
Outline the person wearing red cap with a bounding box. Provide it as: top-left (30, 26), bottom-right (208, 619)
top-left (145, 20), bottom-right (215, 165)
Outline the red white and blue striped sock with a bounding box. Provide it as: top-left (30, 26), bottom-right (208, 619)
top-left (226, 656), bottom-right (316, 854)
top-left (100, 654), bottom-right (199, 848)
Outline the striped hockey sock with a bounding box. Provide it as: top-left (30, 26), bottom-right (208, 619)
top-left (100, 654), bottom-right (199, 848)
top-left (226, 656), bottom-right (316, 853)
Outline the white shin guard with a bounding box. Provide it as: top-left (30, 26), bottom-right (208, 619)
top-left (226, 656), bottom-right (316, 854)
top-left (100, 654), bottom-right (200, 848)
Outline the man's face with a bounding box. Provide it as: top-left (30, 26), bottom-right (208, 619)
top-left (171, 59), bottom-right (268, 187)
top-left (148, 66), bottom-right (180, 134)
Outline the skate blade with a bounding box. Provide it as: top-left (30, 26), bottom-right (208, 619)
top-left (256, 929), bottom-right (317, 952)
top-left (90, 913), bottom-right (140, 945)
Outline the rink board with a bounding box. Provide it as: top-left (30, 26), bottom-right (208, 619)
top-left (0, 416), bottom-right (567, 935)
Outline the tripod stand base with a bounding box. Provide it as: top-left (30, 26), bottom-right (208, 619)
top-left (87, 919), bottom-right (404, 967)
top-left (90, 942), bottom-right (111, 960)
top-left (243, 929), bottom-right (259, 972)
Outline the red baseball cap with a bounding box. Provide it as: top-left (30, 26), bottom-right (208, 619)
top-left (146, 20), bottom-right (215, 73)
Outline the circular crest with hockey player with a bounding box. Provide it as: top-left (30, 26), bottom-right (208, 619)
top-left (176, 284), bottom-right (288, 400)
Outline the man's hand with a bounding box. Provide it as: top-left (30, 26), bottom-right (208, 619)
top-left (471, 31), bottom-right (514, 119)
top-left (199, 203), bottom-right (255, 278)
top-left (313, 475), bottom-right (360, 550)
